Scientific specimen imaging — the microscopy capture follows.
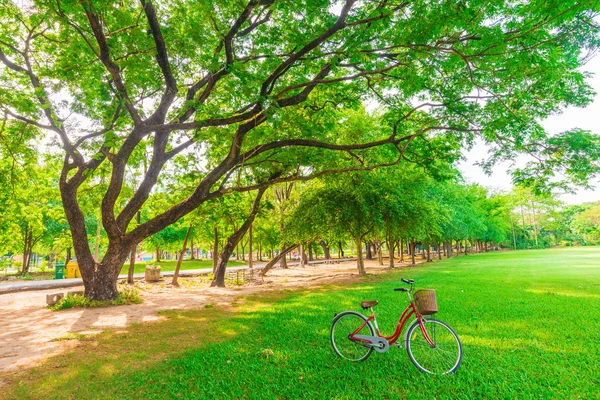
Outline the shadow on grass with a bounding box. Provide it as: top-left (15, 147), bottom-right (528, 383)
top-left (4, 249), bottom-right (600, 399)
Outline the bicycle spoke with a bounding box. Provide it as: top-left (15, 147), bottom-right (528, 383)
top-left (331, 312), bottom-right (374, 362)
top-left (406, 319), bottom-right (462, 375)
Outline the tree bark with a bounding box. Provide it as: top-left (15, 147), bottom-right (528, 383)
top-left (94, 215), bottom-right (101, 261)
top-left (531, 200), bottom-right (539, 247)
top-left (338, 241), bottom-right (344, 259)
top-left (127, 244), bottom-right (136, 285)
top-left (258, 240), bottom-right (263, 261)
top-left (365, 241), bottom-right (373, 260)
top-left (426, 242), bottom-right (431, 262)
top-left (400, 240), bottom-right (404, 263)
top-left (212, 187), bottom-right (266, 287)
top-left (190, 236), bottom-right (196, 260)
top-left (376, 240), bottom-right (383, 266)
top-left (300, 244), bottom-right (308, 266)
top-left (354, 237), bottom-right (366, 275)
top-left (81, 245), bottom-right (129, 301)
top-left (307, 243), bottom-right (314, 261)
top-left (248, 223), bottom-right (253, 269)
top-left (172, 224), bottom-right (192, 287)
top-left (410, 240), bottom-right (416, 265)
top-left (259, 244), bottom-right (298, 277)
top-left (438, 242), bottom-right (442, 260)
top-left (65, 247), bottom-right (72, 266)
top-left (279, 247), bottom-right (289, 268)
top-left (388, 239), bottom-right (395, 268)
top-left (212, 226), bottom-right (219, 274)
top-left (21, 223), bottom-right (30, 275)
top-left (319, 240), bottom-right (331, 260)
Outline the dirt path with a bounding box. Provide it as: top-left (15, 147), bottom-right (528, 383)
top-left (0, 260), bottom-right (403, 374)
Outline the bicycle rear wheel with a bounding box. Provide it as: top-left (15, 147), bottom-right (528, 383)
top-left (405, 318), bottom-right (462, 374)
top-left (330, 311), bottom-right (375, 362)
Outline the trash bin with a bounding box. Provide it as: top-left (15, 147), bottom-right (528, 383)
top-left (55, 262), bottom-right (65, 279)
top-left (66, 261), bottom-right (81, 278)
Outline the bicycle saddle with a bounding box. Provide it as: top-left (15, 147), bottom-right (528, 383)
top-left (360, 300), bottom-right (378, 309)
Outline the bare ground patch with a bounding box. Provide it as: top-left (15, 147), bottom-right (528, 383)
top-left (0, 259), bottom-right (419, 377)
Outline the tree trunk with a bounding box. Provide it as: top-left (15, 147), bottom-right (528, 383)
top-left (212, 226), bottom-right (219, 274)
top-left (520, 205), bottom-right (527, 243)
top-left (127, 211), bottom-right (141, 284)
top-left (94, 215), bottom-right (101, 261)
top-left (400, 240), bottom-right (404, 263)
top-left (279, 246), bottom-right (289, 268)
top-left (21, 223), bottom-right (30, 275)
top-left (300, 244), bottom-right (308, 266)
top-left (307, 243), bottom-right (314, 261)
top-left (338, 241), bottom-right (344, 258)
top-left (258, 240), bottom-right (263, 261)
top-left (354, 237), bottom-right (366, 275)
top-left (259, 244), bottom-right (298, 277)
top-left (127, 244), bottom-right (136, 285)
top-left (365, 241), bottom-right (373, 260)
top-left (410, 240), bottom-right (416, 265)
top-left (172, 224), bottom-right (192, 287)
top-left (248, 223), bottom-right (253, 269)
top-left (80, 246), bottom-right (129, 301)
top-left (426, 242), bottom-right (431, 262)
top-left (376, 240), bottom-right (383, 266)
top-left (190, 236), bottom-right (196, 260)
top-left (319, 241), bottom-right (331, 260)
top-left (531, 200), bottom-right (539, 247)
top-left (388, 238), bottom-right (395, 268)
top-left (65, 247), bottom-right (72, 266)
top-left (438, 242), bottom-right (442, 260)
top-left (212, 188), bottom-right (266, 287)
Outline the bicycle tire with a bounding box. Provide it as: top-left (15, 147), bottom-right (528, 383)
top-left (404, 318), bottom-right (462, 375)
top-left (330, 311), bottom-right (375, 362)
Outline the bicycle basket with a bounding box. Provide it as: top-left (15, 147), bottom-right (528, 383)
top-left (414, 289), bottom-right (438, 315)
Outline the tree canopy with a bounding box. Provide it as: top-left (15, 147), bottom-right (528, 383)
top-left (1, 0), bottom-right (599, 299)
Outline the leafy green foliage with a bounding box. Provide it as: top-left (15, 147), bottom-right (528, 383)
top-left (48, 287), bottom-right (142, 311)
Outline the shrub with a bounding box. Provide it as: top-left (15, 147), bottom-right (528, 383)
top-left (49, 287), bottom-right (142, 311)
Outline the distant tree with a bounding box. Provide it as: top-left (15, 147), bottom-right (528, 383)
top-left (2, 1), bottom-right (600, 299)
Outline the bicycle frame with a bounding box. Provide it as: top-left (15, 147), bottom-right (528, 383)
top-left (349, 302), bottom-right (435, 347)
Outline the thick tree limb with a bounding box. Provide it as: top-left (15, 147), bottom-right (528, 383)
top-left (79, 0), bottom-right (142, 125)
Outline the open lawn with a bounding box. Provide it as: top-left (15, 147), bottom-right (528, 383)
top-left (0, 259), bottom-right (247, 283)
top-left (118, 259), bottom-right (246, 275)
top-left (3, 247), bottom-right (599, 399)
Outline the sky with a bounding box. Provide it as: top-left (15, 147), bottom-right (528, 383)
top-left (458, 55), bottom-right (600, 205)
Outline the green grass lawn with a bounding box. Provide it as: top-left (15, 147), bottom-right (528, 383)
top-left (4, 247), bottom-right (600, 399)
top-left (118, 259), bottom-right (246, 275)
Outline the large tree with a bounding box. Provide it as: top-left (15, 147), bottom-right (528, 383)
top-left (1, 0), bottom-right (599, 299)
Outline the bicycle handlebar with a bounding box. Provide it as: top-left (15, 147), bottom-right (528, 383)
top-left (395, 278), bottom-right (414, 293)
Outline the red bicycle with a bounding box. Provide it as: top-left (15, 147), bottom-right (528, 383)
top-left (330, 278), bottom-right (462, 375)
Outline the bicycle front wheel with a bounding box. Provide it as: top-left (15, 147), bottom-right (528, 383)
top-left (405, 318), bottom-right (462, 375)
top-left (330, 311), bottom-right (375, 362)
